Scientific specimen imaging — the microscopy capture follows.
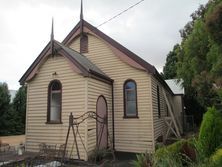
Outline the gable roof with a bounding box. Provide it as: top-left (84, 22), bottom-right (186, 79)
top-left (62, 19), bottom-right (173, 94)
top-left (56, 41), bottom-right (107, 77)
top-left (63, 20), bottom-right (156, 74)
top-left (19, 40), bottom-right (112, 85)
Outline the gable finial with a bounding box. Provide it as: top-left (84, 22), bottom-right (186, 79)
top-left (51, 17), bottom-right (55, 56)
top-left (80, 0), bottom-right (83, 20)
top-left (80, 0), bottom-right (84, 37)
top-left (51, 17), bottom-right (54, 41)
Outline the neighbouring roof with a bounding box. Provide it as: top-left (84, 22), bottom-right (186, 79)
top-left (19, 40), bottom-right (112, 85)
top-left (165, 79), bottom-right (184, 95)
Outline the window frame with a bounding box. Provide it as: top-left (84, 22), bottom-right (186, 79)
top-left (46, 80), bottom-right (62, 124)
top-left (123, 79), bottom-right (138, 118)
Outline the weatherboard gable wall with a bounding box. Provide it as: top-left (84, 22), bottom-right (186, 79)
top-left (26, 54), bottom-right (88, 160)
top-left (69, 33), bottom-right (155, 153)
top-left (151, 76), bottom-right (168, 140)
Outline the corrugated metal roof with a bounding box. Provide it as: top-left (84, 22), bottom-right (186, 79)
top-left (55, 41), bottom-right (108, 78)
top-left (165, 79), bottom-right (184, 95)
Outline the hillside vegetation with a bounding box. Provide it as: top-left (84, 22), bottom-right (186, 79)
top-left (163, 0), bottom-right (222, 124)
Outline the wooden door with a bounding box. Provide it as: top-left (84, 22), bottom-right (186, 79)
top-left (96, 95), bottom-right (108, 149)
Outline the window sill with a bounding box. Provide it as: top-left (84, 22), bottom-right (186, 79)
top-left (45, 121), bottom-right (63, 124)
top-left (123, 116), bottom-right (139, 119)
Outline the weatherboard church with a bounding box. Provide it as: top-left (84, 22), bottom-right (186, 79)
top-left (19, 2), bottom-right (183, 160)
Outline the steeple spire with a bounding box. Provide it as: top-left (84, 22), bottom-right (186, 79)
top-left (50, 18), bottom-right (55, 56)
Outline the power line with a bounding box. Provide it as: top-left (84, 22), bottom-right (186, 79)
top-left (96, 0), bottom-right (145, 28)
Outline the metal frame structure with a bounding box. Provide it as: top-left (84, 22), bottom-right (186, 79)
top-left (162, 89), bottom-right (181, 139)
top-left (62, 111), bottom-right (114, 162)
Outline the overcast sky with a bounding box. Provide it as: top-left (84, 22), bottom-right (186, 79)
top-left (0, 0), bottom-right (208, 90)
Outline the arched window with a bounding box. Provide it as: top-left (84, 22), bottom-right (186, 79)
top-left (47, 80), bottom-right (62, 123)
top-left (124, 80), bottom-right (138, 118)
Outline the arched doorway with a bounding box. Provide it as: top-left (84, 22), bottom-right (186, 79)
top-left (96, 95), bottom-right (108, 149)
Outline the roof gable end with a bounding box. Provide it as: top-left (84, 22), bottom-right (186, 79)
top-left (62, 19), bottom-right (173, 94)
top-left (62, 20), bottom-right (156, 74)
top-left (19, 40), bottom-right (112, 85)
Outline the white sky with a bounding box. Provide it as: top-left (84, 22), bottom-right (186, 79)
top-left (0, 0), bottom-right (208, 90)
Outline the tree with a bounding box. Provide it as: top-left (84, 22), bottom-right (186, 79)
top-left (179, 4), bottom-right (206, 40)
top-left (206, 1), bottom-right (222, 45)
top-left (0, 82), bottom-right (12, 135)
top-left (162, 44), bottom-right (179, 79)
top-left (206, 2), bottom-right (222, 89)
top-left (0, 84), bottom-right (27, 136)
top-left (0, 82), bottom-right (10, 117)
top-left (12, 86), bottom-right (27, 134)
top-left (164, 1), bottom-right (222, 125)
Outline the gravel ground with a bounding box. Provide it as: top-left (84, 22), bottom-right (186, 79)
top-left (0, 135), bottom-right (134, 166)
top-left (0, 135), bottom-right (25, 146)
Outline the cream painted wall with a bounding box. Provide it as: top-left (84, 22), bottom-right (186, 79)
top-left (26, 55), bottom-right (88, 160)
top-left (69, 34), bottom-right (154, 153)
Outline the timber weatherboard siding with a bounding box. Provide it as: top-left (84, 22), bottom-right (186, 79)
top-left (87, 78), bottom-right (112, 156)
top-left (69, 34), bottom-right (154, 153)
top-left (151, 76), bottom-right (170, 141)
top-left (26, 55), bottom-right (88, 160)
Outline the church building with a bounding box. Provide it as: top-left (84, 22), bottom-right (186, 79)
top-left (19, 2), bottom-right (183, 160)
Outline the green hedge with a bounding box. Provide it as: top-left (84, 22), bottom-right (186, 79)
top-left (210, 148), bottom-right (222, 167)
top-left (153, 139), bottom-right (192, 167)
top-left (198, 107), bottom-right (222, 157)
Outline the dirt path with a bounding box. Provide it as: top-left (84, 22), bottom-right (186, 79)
top-left (0, 135), bottom-right (25, 146)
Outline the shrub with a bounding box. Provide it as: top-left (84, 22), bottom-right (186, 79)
top-left (155, 139), bottom-right (187, 157)
top-left (191, 138), bottom-right (209, 166)
top-left (210, 148), bottom-right (222, 167)
top-left (153, 139), bottom-right (192, 167)
top-left (198, 107), bottom-right (222, 157)
top-left (133, 152), bottom-right (152, 167)
top-left (153, 147), bottom-right (183, 167)
top-left (180, 138), bottom-right (196, 162)
top-left (88, 148), bottom-right (107, 163)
